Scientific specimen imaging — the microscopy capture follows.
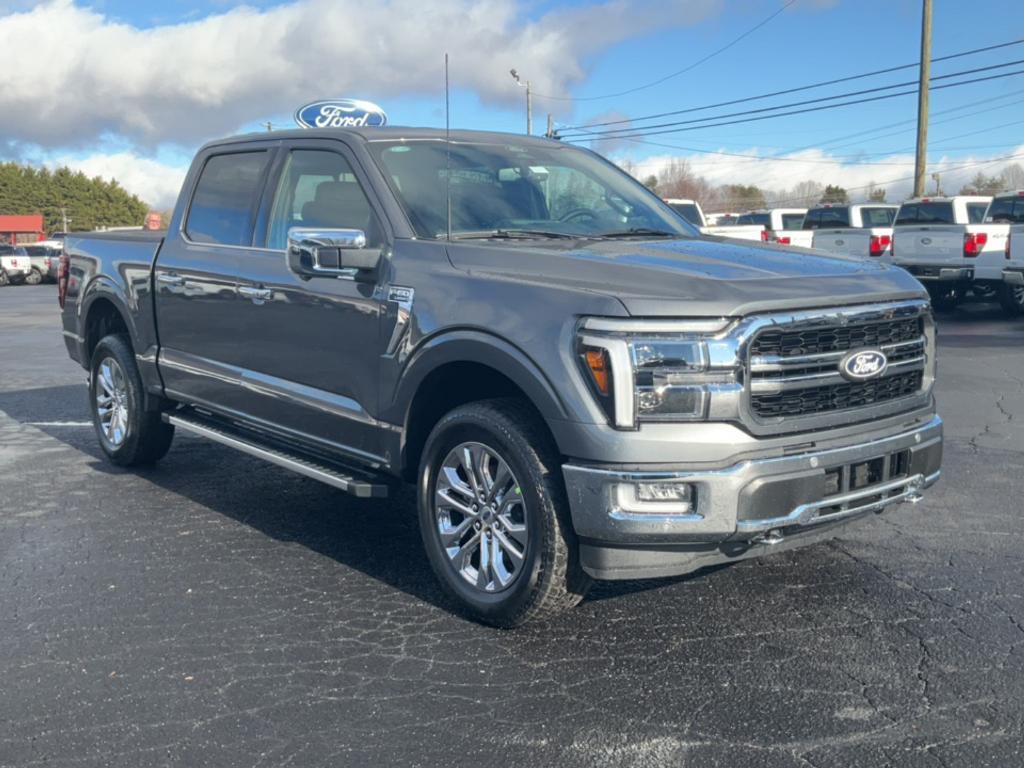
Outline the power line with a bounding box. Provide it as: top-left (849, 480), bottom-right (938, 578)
top-left (558, 59), bottom-right (1024, 140)
top-left (561, 37), bottom-right (1024, 131)
top-left (531, 0), bottom-right (797, 102)
top-left (558, 67), bottom-right (1024, 142)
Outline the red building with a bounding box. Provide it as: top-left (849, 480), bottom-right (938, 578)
top-left (0, 214), bottom-right (45, 245)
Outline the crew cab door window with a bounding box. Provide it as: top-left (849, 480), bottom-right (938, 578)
top-left (185, 151), bottom-right (269, 246)
top-left (266, 150), bottom-right (382, 250)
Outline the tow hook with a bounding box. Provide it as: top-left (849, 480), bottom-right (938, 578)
top-left (906, 481), bottom-right (924, 505)
top-left (752, 529), bottom-right (785, 546)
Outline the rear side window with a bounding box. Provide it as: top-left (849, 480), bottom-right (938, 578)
top-left (966, 202), bottom-right (988, 223)
top-left (986, 197), bottom-right (1024, 223)
top-left (186, 151), bottom-right (269, 246)
top-left (668, 203), bottom-right (702, 227)
top-left (781, 213), bottom-right (805, 230)
top-left (895, 202), bottom-right (955, 225)
top-left (861, 207), bottom-right (896, 227)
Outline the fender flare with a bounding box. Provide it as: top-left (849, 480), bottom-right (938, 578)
top-left (387, 329), bottom-right (570, 428)
top-left (79, 277), bottom-right (138, 354)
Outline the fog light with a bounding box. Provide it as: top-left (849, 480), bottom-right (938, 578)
top-left (615, 481), bottom-right (695, 515)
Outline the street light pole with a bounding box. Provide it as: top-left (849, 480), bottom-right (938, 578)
top-left (913, 0), bottom-right (932, 198)
top-left (510, 69), bottom-right (532, 135)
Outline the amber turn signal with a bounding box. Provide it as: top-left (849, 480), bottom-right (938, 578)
top-left (584, 348), bottom-right (611, 396)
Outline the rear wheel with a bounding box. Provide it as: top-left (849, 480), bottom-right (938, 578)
top-left (417, 399), bottom-right (591, 627)
top-left (927, 284), bottom-right (960, 313)
top-left (999, 283), bottom-right (1024, 318)
top-left (25, 268), bottom-right (43, 285)
top-left (89, 334), bottom-right (174, 466)
top-left (0, 270), bottom-right (8, 287)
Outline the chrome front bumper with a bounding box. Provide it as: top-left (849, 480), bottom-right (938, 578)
top-left (563, 415), bottom-right (943, 579)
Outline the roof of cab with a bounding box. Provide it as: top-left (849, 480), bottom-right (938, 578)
top-left (202, 126), bottom-right (565, 152)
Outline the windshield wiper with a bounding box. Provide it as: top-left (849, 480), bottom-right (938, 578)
top-left (449, 229), bottom-right (579, 241)
top-left (596, 228), bottom-right (679, 239)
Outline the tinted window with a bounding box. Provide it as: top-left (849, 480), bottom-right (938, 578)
top-left (266, 150), bottom-right (381, 250)
top-left (861, 207), bottom-right (896, 226)
top-left (186, 151), bottom-right (269, 246)
top-left (24, 246), bottom-right (50, 256)
top-left (804, 207), bottom-right (849, 229)
top-left (894, 202), bottom-right (955, 225)
top-left (966, 202), bottom-right (988, 224)
top-left (370, 141), bottom-right (695, 240)
top-left (668, 203), bottom-right (702, 227)
top-left (737, 213), bottom-right (770, 226)
top-left (986, 196), bottom-right (1024, 223)
top-left (781, 213), bottom-right (805, 230)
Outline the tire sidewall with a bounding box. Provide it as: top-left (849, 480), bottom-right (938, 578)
top-left (418, 412), bottom-right (555, 624)
top-left (26, 268), bottom-right (42, 285)
top-left (89, 336), bottom-right (146, 464)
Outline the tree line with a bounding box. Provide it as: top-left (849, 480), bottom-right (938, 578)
top-left (0, 162), bottom-right (148, 235)
top-left (621, 159), bottom-right (1024, 212)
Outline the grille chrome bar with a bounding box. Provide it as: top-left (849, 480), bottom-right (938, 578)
top-left (750, 338), bottom-right (925, 373)
top-left (750, 355), bottom-right (926, 393)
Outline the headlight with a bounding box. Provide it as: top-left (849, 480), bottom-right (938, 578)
top-left (577, 317), bottom-right (739, 429)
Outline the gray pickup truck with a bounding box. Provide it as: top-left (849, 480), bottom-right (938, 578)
top-left (60, 128), bottom-right (942, 626)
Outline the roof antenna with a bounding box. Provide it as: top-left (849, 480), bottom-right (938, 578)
top-left (445, 52), bottom-right (452, 242)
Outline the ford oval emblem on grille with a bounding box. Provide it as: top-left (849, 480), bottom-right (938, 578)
top-left (839, 349), bottom-right (888, 381)
top-left (294, 99), bottom-right (388, 129)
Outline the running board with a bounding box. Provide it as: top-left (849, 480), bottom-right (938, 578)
top-left (164, 412), bottom-right (390, 499)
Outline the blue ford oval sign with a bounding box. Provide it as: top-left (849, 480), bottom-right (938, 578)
top-left (839, 349), bottom-right (888, 382)
top-left (294, 99), bottom-right (388, 129)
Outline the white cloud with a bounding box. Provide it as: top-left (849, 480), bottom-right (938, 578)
top-left (48, 152), bottom-right (188, 208)
top-left (614, 144), bottom-right (1024, 204)
top-left (0, 0), bottom-right (718, 148)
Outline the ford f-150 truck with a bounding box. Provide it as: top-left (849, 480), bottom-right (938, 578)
top-left (0, 245), bottom-right (32, 286)
top-left (986, 190), bottom-right (1024, 313)
top-left (663, 198), bottom-right (764, 241)
top-left (891, 195), bottom-right (1015, 314)
top-left (803, 204), bottom-right (898, 262)
top-left (60, 128), bottom-right (943, 626)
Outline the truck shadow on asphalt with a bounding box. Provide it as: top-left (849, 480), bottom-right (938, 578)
top-left (0, 384), bottom-right (724, 621)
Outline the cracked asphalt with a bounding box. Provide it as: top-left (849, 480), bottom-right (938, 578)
top-left (2, 284), bottom-right (1023, 767)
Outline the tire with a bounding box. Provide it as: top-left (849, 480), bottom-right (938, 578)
top-left (25, 267), bottom-right (43, 285)
top-left (927, 284), bottom-right (960, 314)
top-left (89, 334), bottom-right (175, 466)
top-left (417, 398), bottom-right (591, 627)
top-left (998, 283), bottom-right (1024, 318)
top-left (0, 271), bottom-right (8, 287)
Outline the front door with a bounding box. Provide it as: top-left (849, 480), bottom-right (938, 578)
top-left (228, 143), bottom-right (388, 465)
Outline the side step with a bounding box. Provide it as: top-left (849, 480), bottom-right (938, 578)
top-left (164, 412), bottom-right (390, 499)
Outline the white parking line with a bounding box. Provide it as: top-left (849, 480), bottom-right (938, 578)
top-left (27, 421), bottom-right (92, 427)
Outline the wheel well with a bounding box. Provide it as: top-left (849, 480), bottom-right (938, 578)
top-left (84, 298), bottom-right (129, 362)
top-left (402, 362), bottom-right (556, 482)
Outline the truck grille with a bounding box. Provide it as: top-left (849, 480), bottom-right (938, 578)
top-left (746, 304), bottom-right (931, 428)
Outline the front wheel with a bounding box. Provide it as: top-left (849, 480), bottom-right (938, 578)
top-left (999, 283), bottom-right (1024, 318)
top-left (89, 334), bottom-right (175, 466)
top-left (25, 268), bottom-right (43, 285)
top-left (0, 270), bottom-right (8, 287)
top-left (417, 399), bottom-right (591, 627)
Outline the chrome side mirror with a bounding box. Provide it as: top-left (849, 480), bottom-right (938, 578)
top-left (286, 228), bottom-right (380, 278)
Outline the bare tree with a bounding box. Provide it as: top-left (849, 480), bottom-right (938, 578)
top-left (1000, 163), bottom-right (1024, 190)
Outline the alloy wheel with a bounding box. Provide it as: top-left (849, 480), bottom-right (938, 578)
top-left (95, 357), bottom-right (130, 447)
top-left (433, 441), bottom-right (529, 593)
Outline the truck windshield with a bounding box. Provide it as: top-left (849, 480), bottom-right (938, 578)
top-left (368, 140), bottom-right (696, 240)
top-left (781, 213), bottom-right (805, 230)
top-left (861, 207), bottom-right (896, 226)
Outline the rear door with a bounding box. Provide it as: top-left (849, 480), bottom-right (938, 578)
top-left (226, 140), bottom-right (390, 464)
top-left (155, 143), bottom-right (276, 408)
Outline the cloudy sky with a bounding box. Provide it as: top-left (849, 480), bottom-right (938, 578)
top-left (1, 0), bottom-right (1022, 208)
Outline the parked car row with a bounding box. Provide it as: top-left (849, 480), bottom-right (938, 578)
top-left (671, 192), bottom-right (1024, 316)
top-left (0, 242), bottom-right (61, 286)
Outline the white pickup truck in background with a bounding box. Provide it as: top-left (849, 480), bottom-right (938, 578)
top-left (737, 208), bottom-right (812, 247)
top-left (803, 204), bottom-right (898, 261)
top-left (664, 199), bottom-right (765, 241)
top-left (891, 196), bottom-right (1014, 314)
top-left (987, 190), bottom-right (1024, 313)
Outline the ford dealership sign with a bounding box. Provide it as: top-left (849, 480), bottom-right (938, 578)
top-left (294, 99), bottom-right (388, 129)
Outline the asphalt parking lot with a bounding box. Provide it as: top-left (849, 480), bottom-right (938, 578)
top-left (1, 284), bottom-right (1023, 767)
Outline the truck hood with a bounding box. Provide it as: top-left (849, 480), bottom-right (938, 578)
top-left (447, 237), bottom-right (927, 317)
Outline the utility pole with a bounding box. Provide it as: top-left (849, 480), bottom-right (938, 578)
top-left (264, 121), bottom-right (273, 132)
top-left (913, 0), bottom-right (932, 197)
top-left (546, 113), bottom-right (554, 139)
top-left (510, 69), bottom-right (532, 135)
top-left (60, 206), bottom-right (70, 233)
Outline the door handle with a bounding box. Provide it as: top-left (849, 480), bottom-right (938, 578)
top-left (157, 273), bottom-right (185, 287)
top-left (239, 286), bottom-right (273, 303)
